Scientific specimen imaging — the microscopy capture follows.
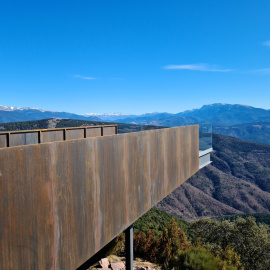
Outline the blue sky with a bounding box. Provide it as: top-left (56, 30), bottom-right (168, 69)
top-left (1, 0), bottom-right (270, 114)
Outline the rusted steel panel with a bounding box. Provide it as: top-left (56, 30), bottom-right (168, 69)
top-left (41, 130), bottom-right (64, 143)
top-left (51, 139), bottom-right (97, 269)
top-left (95, 134), bottom-right (128, 252)
top-left (126, 131), bottom-right (151, 223)
top-left (0, 125), bottom-right (199, 269)
top-left (0, 144), bottom-right (54, 270)
top-left (65, 128), bottom-right (85, 140)
top-left (86, 127), bottom-right (102, 138)
top-left (9, 133), bottom-right (25, 147)
top-left (9, 132), bottom-right (39, 147)
top-left (148, 129), bottom-right (165, 207)
top-left (165, 128), bottom-right (181, 195)
top-left (0, 134), bottom-right (7, 148)
top-left (103, 126), bottom-right (116, 136)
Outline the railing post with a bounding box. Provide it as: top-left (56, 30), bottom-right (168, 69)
top-left (125, 224), bottom-right (133, 270)
top-left (38, 130), bottom-right (42, 144)
top-left (7, 133), bottom-right (10, 147)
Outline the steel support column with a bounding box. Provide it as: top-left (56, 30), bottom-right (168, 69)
top-left (125, 225), bottom-right (133, 270)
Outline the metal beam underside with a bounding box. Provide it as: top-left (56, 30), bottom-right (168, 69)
top-left (199, 148), bottom-right (213, 169)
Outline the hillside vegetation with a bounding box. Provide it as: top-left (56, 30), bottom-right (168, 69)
top-left (213, 122), bottom-right (270, 145)
top-left (212, 213), bottom-right (270, 226)
top-left (157, 133), bottom-right (270, 220)
top-left (108, 208), bottom-right (270, 270)
top-left (134, 208), bottom-right (191, 238)
top-left (0, 118), bottom-right (163, 133)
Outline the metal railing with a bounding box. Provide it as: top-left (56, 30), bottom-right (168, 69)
top-left (0, 124), bottom-right (118, 148)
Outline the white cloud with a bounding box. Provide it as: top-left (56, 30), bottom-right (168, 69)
top-left (251, 68), bottom-right (270, 74)
top-left (163, 64), bottom-right (231, 72)
top-left (263, 41), bottom-right (270, 47)
top-left (73, 75), bottom-right (96, 80)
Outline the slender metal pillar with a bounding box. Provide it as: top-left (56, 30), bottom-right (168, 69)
top-left (125, 224), bottom-right (133, 270)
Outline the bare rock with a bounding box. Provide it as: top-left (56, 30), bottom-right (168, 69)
top-left (110, 262), bottom-right (125, 270)
top-left (99, 258), bottom-right (110, 268)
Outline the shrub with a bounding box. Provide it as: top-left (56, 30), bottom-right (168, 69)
top-left (170, 247), bottom-right (238, 270)
top-left (190, 217), bottom-right (270, 270)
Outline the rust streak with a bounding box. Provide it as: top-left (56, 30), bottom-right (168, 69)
top-left (0, 125), bottom-right (199, 269)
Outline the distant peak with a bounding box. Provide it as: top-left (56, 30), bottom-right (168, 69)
top-left (237, 104), bottom-right (252, 108)
top-left (83, 112), bottom-right (132, 116)
top-left (201, 103), bottom-right (253, 108)
top-left (203, 103), bottom-right (229, 107)
top-left (0, 105), bottom-right (49, 112)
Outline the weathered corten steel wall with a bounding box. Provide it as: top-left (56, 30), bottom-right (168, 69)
top-left (0, 125), bottom-right (117, 148)
top-left (0, 125), bottom-right (199, 270)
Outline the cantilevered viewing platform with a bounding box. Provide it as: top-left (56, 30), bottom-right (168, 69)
top-left (0, 124), bottom-right (212, 269)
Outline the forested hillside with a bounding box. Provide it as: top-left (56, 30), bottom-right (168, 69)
top-left (213, 122), bottom-right (270, 145)
top-left (212, 213), bottom-right (270, 226)
top-left (157, 133), bottom-right (270, 220)
top-left (0, 118), bottom-right (163, 133)
top-left (100, 208), bottom-right (270, 270)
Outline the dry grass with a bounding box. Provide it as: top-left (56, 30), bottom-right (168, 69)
top-left (107, 255), bottom-right (122, 263)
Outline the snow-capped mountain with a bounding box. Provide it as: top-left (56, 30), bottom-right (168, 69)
top-left (0, 105), bottom-right (45, 112)
top-left (2, 103), bottom-right (270, 127)
top-left (0, 105), bottom-right (101, 123)
top-left (83, 112), bottom-right (137, 121)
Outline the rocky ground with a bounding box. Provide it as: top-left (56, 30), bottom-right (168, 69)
top-left (89, 256), bottom-right (161, 270)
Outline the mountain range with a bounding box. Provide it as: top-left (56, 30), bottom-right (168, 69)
top-left (0, 105), bottom-right (101, 123)
top-left (2, 103), bottom-right (270, 126)
top-left (2, 103), bottom-right (270, 145)
top-left (83, 112), bottom-right (137, 121)
top-left (113, 103), bottom-right (270, 127)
